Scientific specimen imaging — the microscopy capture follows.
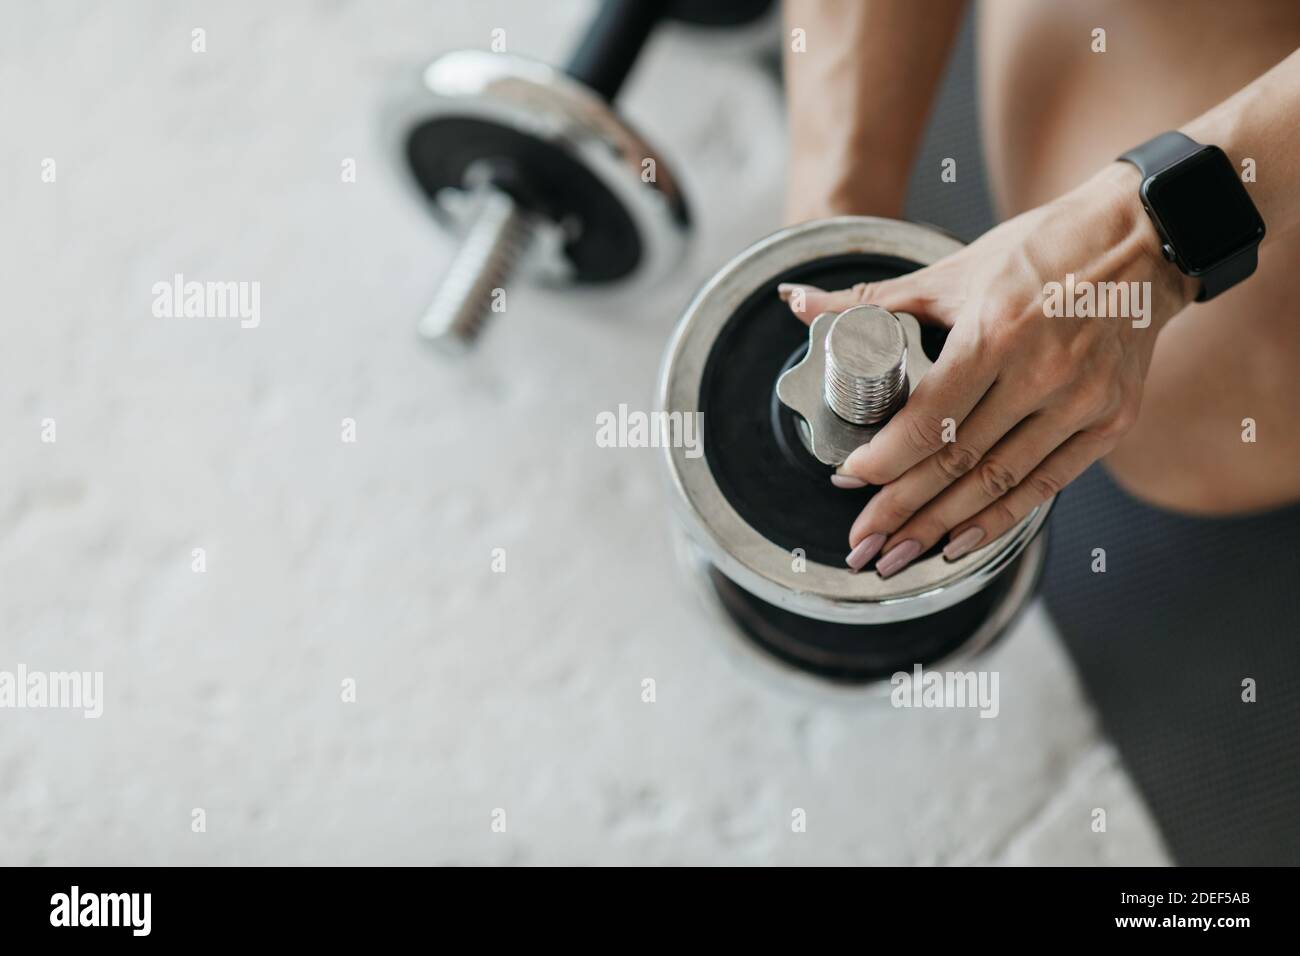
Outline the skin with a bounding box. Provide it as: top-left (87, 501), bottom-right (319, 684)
top-left (782, 0), bottom-right (1300, 577)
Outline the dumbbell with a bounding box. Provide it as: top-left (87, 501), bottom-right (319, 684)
top-left (658, 217), bottom-right (1054, 685)
top-left (398, 0), bottom-right (774, 353)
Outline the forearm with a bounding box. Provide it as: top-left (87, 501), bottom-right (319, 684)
top-left (782, 0), bottom-right (966, 222)
top-left (1182, 45), bottom-right (1300, 239)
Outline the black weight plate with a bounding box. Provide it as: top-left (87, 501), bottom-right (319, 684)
top-left (698, 253), bottom-right (947, 568)
top-left (405, 116), bottom-right (642, 282)
top-left (709, 551), bottom-right (1022, 684)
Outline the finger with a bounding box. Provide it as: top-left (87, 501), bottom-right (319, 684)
top-left (873, 411), bottom-right (1076, 574)
top-left (941, 430), bottom-right (1105, 559)
top-left (845, 378), bottom-right (1043, 548)
top-left (840, 333), bottom-right (997, 487)
top-left (873, 424), bottom-right (1099, 578)
top-left (777, 276), bottom-right (928, 325)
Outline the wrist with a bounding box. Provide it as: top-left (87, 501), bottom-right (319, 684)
top-left (1090, 162), bottom-right (1200, 321)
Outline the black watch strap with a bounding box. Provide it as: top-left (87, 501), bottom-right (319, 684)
top-left (1195, 246), bottom-right (1258, 302)
top-left (1119, 130), bottom-right (1200, 177)
top-left (1118, 132), bottom-right (1259, 302)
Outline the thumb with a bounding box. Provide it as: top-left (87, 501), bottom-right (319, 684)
top-left (777, 276), bottom-right (930, 325)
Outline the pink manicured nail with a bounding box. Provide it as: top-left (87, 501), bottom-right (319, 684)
top-left (876, 539), bottom-right (922, 578)
top-left (845, 533), bottom-right (886, 572)
top-left (831, 474), bottom-right (866, 489)
top-left (943, 527), bottom-right (985, 561)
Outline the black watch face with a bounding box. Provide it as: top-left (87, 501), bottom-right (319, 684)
top-left (1143, 146), bottom-right (1265, 273)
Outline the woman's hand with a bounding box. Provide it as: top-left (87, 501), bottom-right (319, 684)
top-left (780, 163), bottom-right (1200, 576)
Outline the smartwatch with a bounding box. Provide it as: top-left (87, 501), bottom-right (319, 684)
top-left (1119, 131), bottom-right (1265, 301)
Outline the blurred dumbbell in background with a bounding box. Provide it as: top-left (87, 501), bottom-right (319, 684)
top-left (394, 0), bottom-right (775, 354)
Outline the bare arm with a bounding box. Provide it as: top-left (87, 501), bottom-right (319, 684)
top-left (782, 0), bottom-right (967, 223)
top-left (1183, 46), bottom-right (1300, 240)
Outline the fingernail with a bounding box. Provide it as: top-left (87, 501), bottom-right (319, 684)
top-left (876, 539), bottom-right (922, 578)
top-left (943, 527), bottom-right (985, 561)
top-left (777, 282), bottom-right (811, 301)
top-left (831, 474), bottom-right (866, 489)
top-left (845, 533), bottom-right (886, 572)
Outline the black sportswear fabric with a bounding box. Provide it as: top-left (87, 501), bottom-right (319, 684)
top-left (1040, 465), bottom-right (1300, 865)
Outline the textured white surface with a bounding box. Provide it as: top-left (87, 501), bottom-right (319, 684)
top-left (0, 0), bottom-right (1167, 865)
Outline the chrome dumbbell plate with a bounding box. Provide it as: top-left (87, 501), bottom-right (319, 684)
top-left (701, 539), bottom-right (1045, 683)
top-left (396, 50), bottom-right (690, 286)
top-left (658, 217), bottom-right (1052, 681)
